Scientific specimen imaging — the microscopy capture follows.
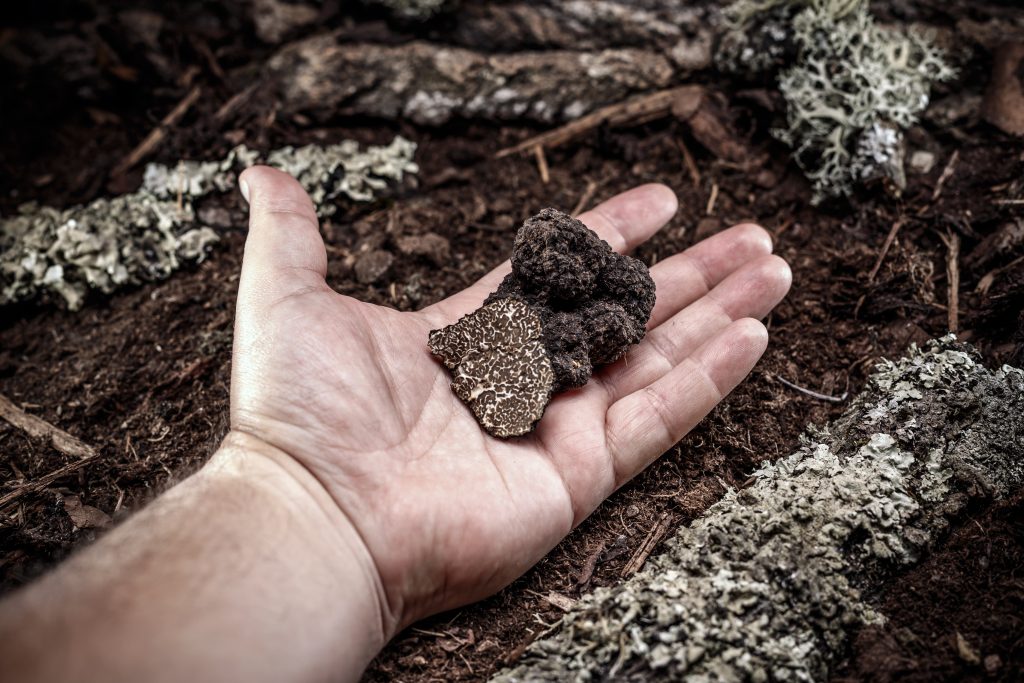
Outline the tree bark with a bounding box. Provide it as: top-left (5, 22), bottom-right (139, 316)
top-left (440, 0), bottom-right (716, 70)
top-left (267, 36), bottom-right (678, 125)
top-left (493, 337), bottom-right (1024, 682)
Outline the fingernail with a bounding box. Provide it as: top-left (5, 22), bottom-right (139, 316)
top-left (239, 178), bottom-right (251, 204)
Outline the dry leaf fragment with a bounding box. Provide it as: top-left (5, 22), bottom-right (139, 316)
top-left (63, 495), bottom-right (112, 529)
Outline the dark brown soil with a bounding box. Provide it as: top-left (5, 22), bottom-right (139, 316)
top-left (834, 490), bottom-right (1024, 683)
top-left (1, 2), bottom-right (1023, 681)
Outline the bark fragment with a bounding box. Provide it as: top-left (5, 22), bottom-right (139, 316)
top-left (267, 37), bottom-right (675, 125)
top-left (1, 138), bottom-right (417, 309)
top-left (442, 0), bottom-right (716, 70)
top-left (493, 337), bottom-right (1024, 681)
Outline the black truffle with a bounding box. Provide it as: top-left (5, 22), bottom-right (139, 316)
top-left (486, 208), bottom-right (656, 392)
top-left (429, 208), bottom-right (656, 437)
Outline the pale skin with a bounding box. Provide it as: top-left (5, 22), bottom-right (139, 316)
top-left (0, 167), bottom-right (791, 682)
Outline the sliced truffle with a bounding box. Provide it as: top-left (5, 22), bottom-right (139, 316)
top-left (428, 298), bottom-right (554, 438)
top-left (429, 208), bottom-right (656, 437)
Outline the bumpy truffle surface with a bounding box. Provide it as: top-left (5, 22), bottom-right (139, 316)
top-left (428, 298), bottom-right (554, 438)
top-left (487, 208), bottom-right (655, 392)
top-left (430, 208), bottom-right (655, 437)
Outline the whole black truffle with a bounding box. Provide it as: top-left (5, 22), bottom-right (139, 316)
top-left (430, 208), bottom-right (656, 437)
top-left (486, 208), bottom-right (655, 392)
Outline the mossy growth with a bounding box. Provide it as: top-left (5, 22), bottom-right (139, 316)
top-left (718, 0), bottom-right (955, 203)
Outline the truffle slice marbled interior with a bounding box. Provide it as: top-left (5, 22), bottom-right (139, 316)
top-left (428, 298), bottom-right (554, 438)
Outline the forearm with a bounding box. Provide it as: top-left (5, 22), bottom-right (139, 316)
top-left (0, 432), bottom-right (389, 683)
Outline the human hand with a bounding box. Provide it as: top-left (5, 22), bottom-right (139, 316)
top-left (228, 167), bottom-right (791, 644)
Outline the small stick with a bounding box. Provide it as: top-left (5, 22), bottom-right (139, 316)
top-left (111, 85), bottom-right (202, 176)
top-left (867, 218), bottom-right (907, 283)
top-left (622, 513), bottom-right (672, 577)
top-left (0, 393), bottom-right (96, 459)
top-left (705, 182), bottom-right (719, 216)
top-left (931, 150), bottom-right (959, 202)
top-left (533, 145), bottom-right (550, 184)
top-left (676, 137), bottom-right (701, 189)
top-left (0, 456), bottom-right (97, 510)
top-left (775, 376), bottom-right (848, 403)
top-left (976, 253), bottom-right (1024, 295)
top-left (993, 199), bottom-right (1024, 205)
top-left (496, 85), bottom-right (705, 158)
top-left (940, 229), bottom-right (961, 333)
top-left (214, 82), bottom-right (260, 123)
top-left (572, 180), bottom-right (598, 216)
top-left (457, 650), bottom-right (474, 675)
top-left (191, 37), bottom-right (226, 81)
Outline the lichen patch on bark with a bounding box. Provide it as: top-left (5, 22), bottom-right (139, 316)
top-left (493, 337), bottom-right (1024, 681)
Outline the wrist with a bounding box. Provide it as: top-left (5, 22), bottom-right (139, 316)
top-left (207, 430), bottom-right (395, 673)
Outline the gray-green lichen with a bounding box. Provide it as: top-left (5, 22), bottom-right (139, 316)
top-left (718, 0), bottom-right (955, 203)
top-left (140, 136), bottom-right (418, 212)
top-left (1, 137), bottom-right (417, 309)
top-left (494, 337), bottom-right (1024, 682)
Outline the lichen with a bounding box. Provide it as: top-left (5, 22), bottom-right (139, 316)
top-left (140, 137), bottom-right (418, 216)
top-left (718, 0), bottom-right (955, 203)
top-left (1, 137), bottom-right (418, 309)
top-left (493, 337), bottom-right (1024, 681)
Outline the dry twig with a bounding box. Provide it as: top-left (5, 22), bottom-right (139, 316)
top-left (705, 183), bottom-right (719, 216)
top-left (111, 85), bottom-right (202, 177)
top-left (976, 253), bottom-right (1024, 295)
top-left (931, 150), bottom-right (960, 202)
top-left (0, 393), bottom-right (96, 459)
top-left (572, 180), bottom-right (599, 216)
top-left (533, 145), bottom-right (550, 184)
top-left (0, 393), bottom-right (99, 510)
top-left (0, 456), bottom-right (97, 511)
top-left (940, 229), bottom-right (961, 333)
top-left (496, 86), bottom-right (704, 158)
top-left (868, 218), bottom-right (907, 283)
top-left (775, 375), bottom-right (848, 403)
top-left (676, 136), bottom-right (701, 189)
top-left (214, 82), bottom-right (260, 123)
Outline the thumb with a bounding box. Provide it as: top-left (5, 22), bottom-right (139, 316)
top-left (237, 165), bottom-right (328, 314)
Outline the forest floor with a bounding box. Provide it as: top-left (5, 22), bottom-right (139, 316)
top-left (1, 1), bottom-right (1022, 680)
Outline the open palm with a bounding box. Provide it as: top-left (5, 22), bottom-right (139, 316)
top-left (229, 167), bottom-right (791, 634)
